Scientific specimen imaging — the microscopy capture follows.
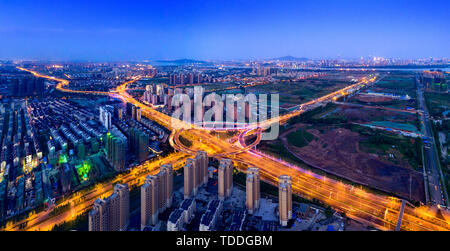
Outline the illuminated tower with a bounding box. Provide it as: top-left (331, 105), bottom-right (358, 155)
top-left (161, 164), bottom-right (174, 208)
top-left (278, 175), bottom-right (292, 227)
top-left (114, 183), bottom-right (129, 231)
top-left (136, 107), bottom-right (142, 122)
top-left (218, 158), bottom-right (233, 200)
top-left (88, 203), bottom-right (101, 231)
top-left (109, 193), bottom-right (121, 231)
top-left (89, 198), bottom-right (110, 231)
top-left (141, 175), bottom-right (159, 229)
top-left (195, 151), bottom-right (208, 185)
top-left (131, 105), bottom-right (136, 120)
top-left (184, 158), bottom-right (195, 199)
top-left (99, 106), bottom-right (112, 130)
top-left (156, 170), bottom-right (166, 211)
top-left (246, 167), bottom-right (260, 214)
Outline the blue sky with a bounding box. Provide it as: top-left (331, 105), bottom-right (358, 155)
top-left (0, 0), bottom-right (449, 61)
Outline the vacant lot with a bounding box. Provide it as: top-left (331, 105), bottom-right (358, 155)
top-left (372, 73), bottom-right (417, 96)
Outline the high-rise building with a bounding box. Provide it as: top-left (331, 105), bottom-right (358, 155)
top-left (109, 193), bottom-right (121, 231)
top-left (89, 198), bottom-right (110, 231)
top-left (88, 202), bottom-right (101, 231)
top-left (246, 167), bottom-right (260, 214)
top-left (151, 94), bottom-right (158, 105)
top-left (118, 107), bottom-right (123, 120)
top-left (126, 102), bottom-right (133, 117)
top-left (89, 184), bottom-right (129, 231)
top-left (114, 183), bottom-right (129, 231)
top-left (183, 151), bottom-right (208, 199)
top-left (130, 128), bottom-right (149, 162)
top-left (156, 171), bottom-right (166, 212)
top-left (131, 105), bottom-right (136, 120)
top-left (218, 159), bottom-right (233, 200)
top-left (278, 175), bottom-right (292, 226)
top-left (180, 74), bottom-right (185, 85)
top-left (188, 73), bottom-right (194, 84)
top-left (141, 175), bottom-right (159, 229)
top-left (99, 106), bottom-right (112, 130)
top-left (140, 165), bottom-right (173, 230)
top-left (106, 129), bottom-right (127, 172)
top-left (145, 84), bottom-right (154, 93)
top-left (161, 164), bottom-right (173, 208)
top-left (156, 84), bottom-right (164, 97)
top-left (184, 158), bottom-right (195, 199)
top-left (195, 151), bottom-right (208, 186)
top-left (136, 107), bottom-right (142, 122)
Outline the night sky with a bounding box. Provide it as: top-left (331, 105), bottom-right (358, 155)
top-left (0, 0), bottom-right (449, 61)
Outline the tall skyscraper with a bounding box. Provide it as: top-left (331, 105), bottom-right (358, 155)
top-left (136, 107), bottom-right (141, 122)
top-left (156, 171), bottom-right (166, 212)
top-left (114, 183), bottom-right (130, 231)
top-left (141, 175), bottom-right (159, 229)
top-left (140, 165), bottom-right (173, 230)
top-left (89, 198), bottom-right (110, 231)
top-left (89, 184), bottom-right (129, 231)
top-left (184, 152), bottom-right (208, 199)
top-left (161, 164), bottom-right (173, 208)
top-left (130, 128), bottom-right (149, 162)
top-left (109, 193), bottom-right (121, 231)
top-left (218, 158), bottom-right (233, 200)
top-left (106, 129), bottom-right (127, 172)
top-left (88, 200), bottom-right (101, 231)
top-left (99, 106), bottom-right (112, 130)
top-left (195, 151), bottom-right (208, 186)
top-left (184, 158), bottom-right (195, 199)
top-left (131, 105), bottom-right (136, 120)
top-left (156, 84), bottom-right (164, 97)
top-left (117, 107), bottom-right (123, 120)
top-left (246, 167), bottom-right (260, 214)
top-left (278, 175), bottom-right (292, 227)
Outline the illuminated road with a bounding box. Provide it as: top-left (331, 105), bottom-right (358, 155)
top-left (13, 67), bottom-right (450, 231)
top-left (416, 76), bottom-right (448, 207)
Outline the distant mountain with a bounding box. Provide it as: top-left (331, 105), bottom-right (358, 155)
top-left (156, 58), bottom-right (208, 65)
top-left (271, 56), bottom-right (309, 62)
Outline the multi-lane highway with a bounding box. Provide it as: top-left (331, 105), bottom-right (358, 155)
top-left (416, 76), bottom-right (449, 207)
top-left (11, 67), bottom-right (450, 231)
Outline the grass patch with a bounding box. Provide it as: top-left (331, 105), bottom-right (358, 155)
top-left (288, 128), bottom-right (315, 148)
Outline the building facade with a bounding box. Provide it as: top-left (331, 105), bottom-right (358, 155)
top-left (246, 167), bottom-right (260, 214)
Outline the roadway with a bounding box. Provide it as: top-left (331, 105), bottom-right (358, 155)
top-left (416, 76), bottom-right (448, 207)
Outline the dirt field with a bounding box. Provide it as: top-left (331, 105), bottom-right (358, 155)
top-left (331, 105), bottom-right (418, 125)
top-left (280, 125), bottom-right (425, 202)
top-left (354, 94), bottom-right (395, 103)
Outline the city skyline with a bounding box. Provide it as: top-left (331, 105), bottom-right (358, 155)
top-left (0, 0), bottom-right (449, 61)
